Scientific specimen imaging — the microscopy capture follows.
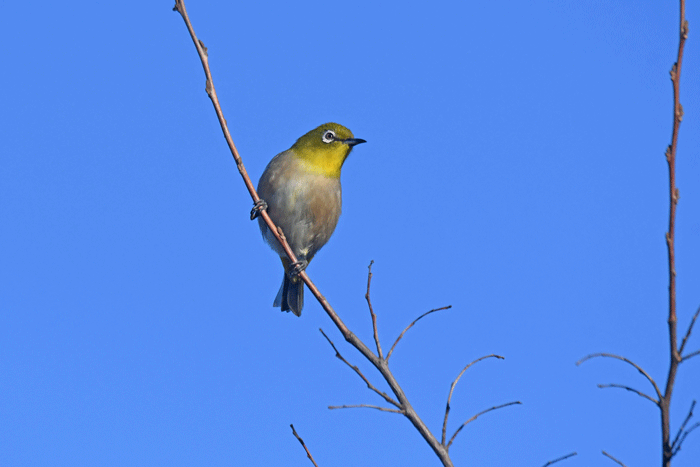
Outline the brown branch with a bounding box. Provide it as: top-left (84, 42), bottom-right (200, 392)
top-left (682, 349), bottom-right (700, 362)
top-left (672, 422), bottom-right (700, 456)
top-left (386, 306), bottom-right (452, 362)
top-left (445, 401), bottom-right (521, 450)
top-left (597, 383), bottom-right (659, 406)
top-left (541, 452), bottom-right (578, 467)
top-left (661, 2), bottom-right (688, 465)
top-left (319, 329), bottom-right (400, 408)
top-left (173, 0), bottom-right (353, 346)
top-left (328, 404), bottom-right (403, 414)
top-left (671, 400), bottom-right (697, 455)
top-left (441, 355), bottom-right (505, 445)
top-left (576, 353), bottom-right (663, 401)
top-left (317, 322), bottom-right (454, 465)
top-left (671, 400), bottom-right (695, 448)
top-left (290, 424), bottom-right (320, 467)
top-left (679, 305), bottom-right (700, 357)
top-left (602, 450), bottom-right (628, 467)
top-left (576, 4), bottom-right (694, 466)
top-left (172, 3), bottom-right (477, 465)
top-left (365, 261), bottom-right (383, 359)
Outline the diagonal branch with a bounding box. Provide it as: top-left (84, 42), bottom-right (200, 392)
top-left (319, 329), bottom-right (400, 408)
top-left (576, 352), bottom-right (663, 401)
top-left (386, 306), bottom-right (452, 362)
top-left (445, 401), bottom-right (521, 450)
top-left (680, 305), bottom-right (700, 358)
top-left (365, 261), bottom-right (383, 359)
top-left (672, 422), bottom-right (700, 456)
top-left (682, 349), bottom-right (700, 362)
top-left (173, 3), bottom-right (457, 464)
top-left (290, 424), bottom-right (320, 467)
top-left (328, 404), bottom-right (403, 414)
top-left (671, 400), bottom-right (696, 454)
top-left (671, 399), bottom-right (695, 448)
top-left (541, 452), bottom-right (578, 467)
top-left (597, 383), bottom-right (659, 406)
top-left (602, 450), bottom-right (628, 467)
top-left (173, 0), bottom-right (354, 350)
top-left (441, 354), bottom-right (504, 445)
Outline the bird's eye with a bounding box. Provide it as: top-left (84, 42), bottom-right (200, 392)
top-left (322, 130), bottom-right (336, 144)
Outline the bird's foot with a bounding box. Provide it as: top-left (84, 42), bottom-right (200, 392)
top-left (250, 199), bottom-right (268, 220)
top-left (289, 260), bottom-right (308, 277)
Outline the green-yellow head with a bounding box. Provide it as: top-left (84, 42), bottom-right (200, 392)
top-left (290, 123), bottom-right (366, 178)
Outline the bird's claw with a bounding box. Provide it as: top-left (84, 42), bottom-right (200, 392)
top-left (289, 260), bottom-right (308, 277)
top-left (250, 199), bottom-right (268, 220)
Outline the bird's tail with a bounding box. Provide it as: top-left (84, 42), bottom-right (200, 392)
top-left (273, 272), bottom-right (303, 317)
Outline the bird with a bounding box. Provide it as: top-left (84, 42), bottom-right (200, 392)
top-left (252, 123), bottom-right (366, 316)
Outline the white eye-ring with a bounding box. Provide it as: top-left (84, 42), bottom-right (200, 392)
top-left (322, 130), bottom-right (336, 144)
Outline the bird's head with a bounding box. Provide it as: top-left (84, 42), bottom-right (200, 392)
top-left (291, 123), bottom-right (366, 178)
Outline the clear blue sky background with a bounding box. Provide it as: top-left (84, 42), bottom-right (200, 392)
top-left (1, 1), bottom-right (699, 466)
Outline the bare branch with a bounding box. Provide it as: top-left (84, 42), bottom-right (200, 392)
top-left (319, 329), bottom-right (400, 408)
top-left (541, 452), bottom-right (577, 467)
top-left (290, 424), bottom-right (320, 467)
top-left (679, 305), bottom-right (700, 355)
top-left (576, 352), bottom-right (663, 401)
top-left (671, 400), bottom-right (697, 455)
top-left (173, 3), bottom-right (465, 464)
top-left (386, 306), bottom-right (452, 362)
top-left (328, 404), bottom-right (403, 414)
top-left (660, 4), bottom-right (689, 464)
top-left (174, 0), bottom-right (356, 349)
top-left (682, 349), bottom-right (700, 362)
top-left (365, 261), bottom-right (383, 359)
top-left (597, 383), bottom-right (659, 406)
top-left (672, 422), bottom-right (700, 456)
top-left (445, 401), bottom-right (521, 450)
top-left (602, 450), bottom-right (628, 467)
top-left (441, 355), bottom-right (505, 445)
top-left (671, 400), bottom-right (695, 448)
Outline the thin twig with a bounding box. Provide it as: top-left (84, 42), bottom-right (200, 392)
top-left (671, 399), bottom-right (695, 448)
top-left (602, 450), bottom-right (628, 467)
top-left (682, 349), bottom-right (700, 362)
top-left (661, 3), bottom-right (688, 464)
top-left (541, 452), bottom-right (578, 467)
top-left (445, 401), bottom-right (521, 450)
top-left (597, 383), bottom-right (659, 406)
top-left (577, 352), bottom-right (663, 401)
top-left (672, 422), bottom-right (700, 456)
top-left (386, 306), bottom-right (452, 362)
top-left (290, 424), bottom-right (320, 467)
top-left (365, 261), bottom-right (383, 359)
top-left (671, 400), bottom-right (696, 452)
top-left (441, 355), bottom-right (504, 445)
top-left (328, 404), bottom-right (403, 414)
top-left (679, 306), bottom-right (700, 355)
top-left (319, 329), bottom-right (400, 408)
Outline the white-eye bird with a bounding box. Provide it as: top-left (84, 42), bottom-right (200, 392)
top-left (253, 123), bottom-right (365, 316)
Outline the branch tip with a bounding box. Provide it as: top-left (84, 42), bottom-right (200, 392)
top-left (541, 452), bottom-right (578, 467)
top-left (446, 401), bottom-right (521, 450)
top-left (602, 450), bottom-right (627, 467)
top-left (290, 424), bottom-right (319, 467)
top-left (386, 305), bottom-right (452, 361)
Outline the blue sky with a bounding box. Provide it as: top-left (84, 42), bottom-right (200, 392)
top-left (1, 1), bottom-right (699, 466)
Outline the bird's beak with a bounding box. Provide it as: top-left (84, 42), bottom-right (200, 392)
top-left (343, 138), bottom-right (367, 147)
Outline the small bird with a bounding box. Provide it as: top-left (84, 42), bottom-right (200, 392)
top-left (253, 123), bottom-right (366, 316)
